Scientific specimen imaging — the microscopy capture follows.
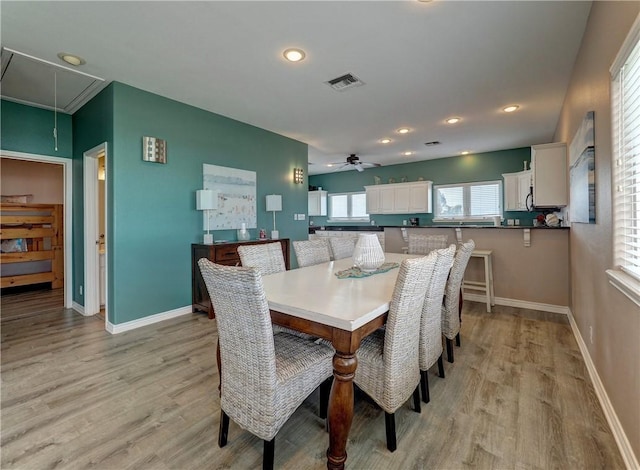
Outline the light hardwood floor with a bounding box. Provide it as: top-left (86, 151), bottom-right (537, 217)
top-left (1, 288), bottom-right (625, 469)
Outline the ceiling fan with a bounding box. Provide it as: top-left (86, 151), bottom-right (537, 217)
top-left (331, 154), bottom-right (382, 172)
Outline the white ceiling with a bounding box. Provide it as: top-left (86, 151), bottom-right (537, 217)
top-left (0, 1), bottom-right (592, 174)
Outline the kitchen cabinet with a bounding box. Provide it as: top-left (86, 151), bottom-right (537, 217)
top-left (192, 239), bottom-right (290, 319)
top-left (308, 190), bottom-right (327, 216)
top-left (502, 170), bottom-right (531, 211)
top-left (531, 143), bottom-right (567, 207)
top-left (365, 181), bottom-right (433, 214)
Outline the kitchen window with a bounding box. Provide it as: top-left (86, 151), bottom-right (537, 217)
top-left (433, 181), bottom-right (502, 222)
top-left (328, 191), bottom-right (369, 222)
top-left (607, 18), bottom-right (640, 307)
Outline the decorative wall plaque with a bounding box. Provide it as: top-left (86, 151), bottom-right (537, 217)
top-left (142, 136), bottom-right (167, 163)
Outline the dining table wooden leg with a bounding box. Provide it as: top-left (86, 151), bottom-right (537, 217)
top-left (327, 351), bottom-right (357, 470)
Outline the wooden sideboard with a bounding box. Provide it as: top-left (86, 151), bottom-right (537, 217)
top-left (191, 239), bottom-right (290, 319)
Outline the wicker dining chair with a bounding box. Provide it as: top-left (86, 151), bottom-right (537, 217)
top-left (407, 233), bottom-right (449, 255)
top-left (197, 259), bottom-right (334, 470)
top-left (353, 253), bottom-right (437, 452)
top-left (237, 242), bottom-right (286, 275)
top-left (419, 244), bottom-right (456, 403)
top-left (442, 239), bottom-right (475, 363)
top-left (293, 239), bottom-right (332, 268)
top-left (328, 237), bottom-right (356, 260)
top-left (237, 242), bottom-right (312, 339)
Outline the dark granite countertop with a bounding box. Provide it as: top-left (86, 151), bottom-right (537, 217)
top-left (309, 225), bottom-right (568, 234)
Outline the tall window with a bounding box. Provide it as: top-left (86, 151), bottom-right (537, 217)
top-left (609, 18), bottom-right (640, 305)
top-left (434, 181), bottom-right (502, 222)
top-left (328, 192), bottom-right (369, 222)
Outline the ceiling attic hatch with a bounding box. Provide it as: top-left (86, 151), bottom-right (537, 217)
top-left (325, 73), bottom-right (365, 92)
top-left (1, 47), bottom-right (106, 114)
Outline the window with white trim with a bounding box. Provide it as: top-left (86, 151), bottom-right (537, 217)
top-left (328, 191), bottom-right (369, 222)
top-left (608, 16), bottom-right (640, 306)
top-left (433, 181), bottom-right (502, 222)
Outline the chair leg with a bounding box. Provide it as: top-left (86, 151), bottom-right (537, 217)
top-left (319, 377), bottom-right (332, 419)
top-left (446, 338), bottom-right (454, 363)
top-left (218, 410), bottom-right (229, 447)
top-left (413, 385), bottom-right (422, 412)
top-left (438, 354), bottom-right (445, 378)
top-left (263, 438), bottom-right (275, 470)
top-left (456, 332), bottom-right (461, 347)
top-left (420, 370), bottom-right (430, 404)
top-left (384, 412), bottom-right (397, 452)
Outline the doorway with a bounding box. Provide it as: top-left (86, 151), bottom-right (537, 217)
top-left (0, 151), bottom-right (73, 308)
top-left (83, 143), bottom-right (107, 321)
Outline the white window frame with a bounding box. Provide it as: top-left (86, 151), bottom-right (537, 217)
top-left (433, 180), bottom-right (503, 223)
top-left (607, 14), bottom-right (640, 307)
top-left (327, 191), bottom-right (370, 222)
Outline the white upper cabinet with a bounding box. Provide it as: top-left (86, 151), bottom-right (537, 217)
top-left (531, 143), bottom-right (567, 207)
top-left (503, 170), bottom-right (531, 211)
top-left (365, 181), bottom-right (433, 214)
top-left (308, 190), bottom-right (327, 216)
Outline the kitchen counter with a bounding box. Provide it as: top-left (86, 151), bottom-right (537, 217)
top-left (309, 224), bottom-right (568, 233)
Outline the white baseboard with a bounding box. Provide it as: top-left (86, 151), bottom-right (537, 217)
top-left (463, 293), bottom-right (570, 314)
top-left (106, 305), bottom-right (193, 334)
top-left (72, 301), bottom-right (85, 316)
top-left (566, 309), bottom-right (639, 470)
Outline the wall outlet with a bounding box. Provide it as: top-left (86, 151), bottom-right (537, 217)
top-left (79, 285), bottom-right (83, 296)
top-left (589, 326), bottom-right (593, 344)
top-left (515, 219), bottom-right (520, 226)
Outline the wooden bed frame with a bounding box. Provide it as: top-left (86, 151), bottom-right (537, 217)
top-left (0, 203), bottom-right (64, 289)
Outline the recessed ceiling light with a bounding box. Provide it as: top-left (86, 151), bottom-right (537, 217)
top-left (396, 128), bottom-right (411, 134)
top-left (445, 117), bottom-right (461, 124)
top-left (503, 105), bottom-right (519, 113)
top-left (460, 151), bottom-right (470, 155)
top-left (327, 163), bottom-right (334, 167)
top-left (57, 52), bottom-right (85, 66)
top-left (380, 138), bottom-right (392, 144)
top-left (403, 151), bottom-right (413, 156)
top-left (283, 48), bottom-right (306, 62)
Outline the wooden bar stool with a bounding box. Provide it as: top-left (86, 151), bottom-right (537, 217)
top-left (463, 249), bottom-right (495, 312)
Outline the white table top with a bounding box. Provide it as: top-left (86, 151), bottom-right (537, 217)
top-left (261, 252), bottom-right (416, 331)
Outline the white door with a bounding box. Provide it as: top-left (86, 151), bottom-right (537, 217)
top-left (83, 143), bottom-right (107, 318)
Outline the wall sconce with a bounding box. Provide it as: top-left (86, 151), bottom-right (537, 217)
top-left (197, 189), bottom-right (218, 244)
top-left (293, 167), bottom-right (304, 184)
top-left (265, 194), bottom-right (282, 239)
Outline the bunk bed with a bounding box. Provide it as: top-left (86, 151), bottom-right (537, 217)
top-left (0, 203), bottom-right (64, 289)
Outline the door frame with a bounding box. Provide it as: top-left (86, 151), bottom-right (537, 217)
top-left (0, 150), bottom-right (73, 308)
top-left (83, 142), bottom-right (107, 318)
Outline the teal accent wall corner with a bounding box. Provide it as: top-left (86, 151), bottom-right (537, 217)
top-left (309, 147), bottom-right (537, 226)
top-left (1, 99), bottom-right (73, 156)
top-left (72, 84), bottom-right (115, 310)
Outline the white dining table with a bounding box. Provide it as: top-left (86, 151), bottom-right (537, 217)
top-left (261, 252), bottom-right (416, 470)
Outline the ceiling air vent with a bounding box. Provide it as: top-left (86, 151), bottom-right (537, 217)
top-left (424, 141), bottom-right (441, 146)
top-left (325, 73), bottom-right (365, 92)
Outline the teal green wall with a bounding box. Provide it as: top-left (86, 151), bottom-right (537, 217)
top-left (72, 84), bottom-right (115, 308)
top-left (309, 147), bottom-right (537, 226)
top-left (1, 99), bottom-right (73, 157)
top-left (104, 83), bottom-right (307, 324)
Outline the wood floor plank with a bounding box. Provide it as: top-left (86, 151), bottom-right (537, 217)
top-left (0, 289), bottom-right (626, 469)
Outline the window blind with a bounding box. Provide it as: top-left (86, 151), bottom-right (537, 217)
top-left (612, 29), bottom-right (640, 281)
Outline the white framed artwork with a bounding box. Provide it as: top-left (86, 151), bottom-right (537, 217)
top-left (203, 164), bottom-right (256, 230)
